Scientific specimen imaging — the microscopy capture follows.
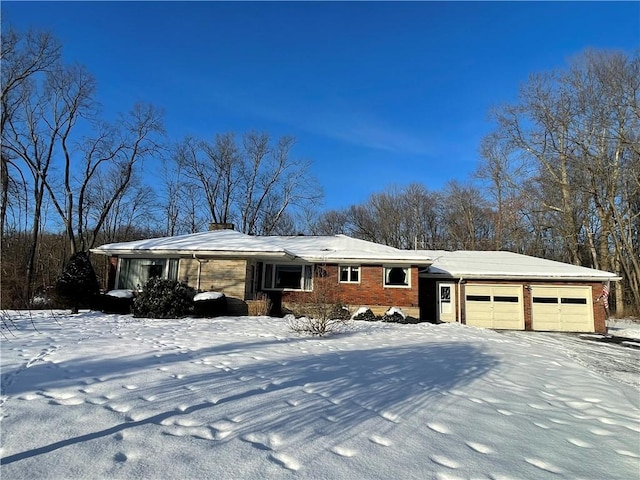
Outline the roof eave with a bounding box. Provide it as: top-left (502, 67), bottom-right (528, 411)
top-left (300, 256), bottom-right (432, 266)
top-left (90, 249), bottom-right (294, 259)
top-left (419, 272), bottom-right (621, 282)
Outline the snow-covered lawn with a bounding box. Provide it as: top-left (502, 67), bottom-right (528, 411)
top-left (1, 311), bottom-right (638, 479)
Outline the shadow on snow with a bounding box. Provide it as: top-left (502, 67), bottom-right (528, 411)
top-left (2, 329), bottom-right (498, 465)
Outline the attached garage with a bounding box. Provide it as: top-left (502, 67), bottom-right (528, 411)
top-left (531, 285), bottom-right (594, 332)
top-left (465, 284), bottom-right (524, 330)
top-left (419, 250), bottom-right (619, 333)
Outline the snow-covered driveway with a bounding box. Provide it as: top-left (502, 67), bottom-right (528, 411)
top-left (499, 330), bottom-right (640, 388)
top-left (1, 311), bottom-right (638, 479)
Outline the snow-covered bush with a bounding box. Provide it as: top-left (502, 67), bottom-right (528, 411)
top-left (101, 289), bottom-right (136, 314)
top-left (382, 307), bottom-right (406, 323)
top-left (31, 287), bottom-right (55, 309)
top-left (132, 278), bottom-right (196, 319)
top-left (352, 307), bottom-right (379, 322)
top-left (193, 291), bottom-right (227, 317)
top-left (382, 307), bottom-right (421, 324)
top-left (56, 252), bottom-right (100, 313)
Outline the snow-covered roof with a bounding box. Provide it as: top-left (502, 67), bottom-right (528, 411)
top-left (91, 230), bottom-right (433, 265)
top-left (420, 250), bottom-right (620, 281)
top-left (91, 230), bottom-right (291, 258)
top-left (92, 231), bottom-right (619, 279)
top-left (268, 235), bottom-right (431, 265)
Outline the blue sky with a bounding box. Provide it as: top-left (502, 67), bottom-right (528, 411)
top-left (3, 1), bottom-right (639, 211)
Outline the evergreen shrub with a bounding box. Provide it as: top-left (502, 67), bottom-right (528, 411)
top-left (352, 308), bottom-right (379, 322)
top-left (132, 278), bottom-right (196, 319)
top-left (56, 252), bottom-right (100, 313)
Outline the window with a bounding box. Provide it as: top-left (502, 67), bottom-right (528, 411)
top-left (561, 297), bottom-right (587, 305)
top-left (384, 266), bottom-right (410, 287)
top-left (339, 265), bottom-right (360, 283)
top-left (263, 263), bottom-right (313, 291)
top-left (466, 295), bottom-right (491, 302)
top-left (494, 296), bottom-right (519, 303)
top-left (440, 286), bottom-right (451, 302)
top-left (533, 297), bottom-right (558, 304)
top-left (117, 258), bottom-right (179, 290)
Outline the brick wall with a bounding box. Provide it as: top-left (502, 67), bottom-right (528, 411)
top-left (282, 264), bottom-right (420, 317)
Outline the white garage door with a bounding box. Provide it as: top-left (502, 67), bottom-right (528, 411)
top-left (465, 284), bottom-right (524, 330)
top-left (531, 286), bottom-right (594, 332)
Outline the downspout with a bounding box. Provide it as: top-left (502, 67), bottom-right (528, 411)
top-left (193, 254), bottom-right (209, 291)
top-left (457, 277), bottom-right (464, 324)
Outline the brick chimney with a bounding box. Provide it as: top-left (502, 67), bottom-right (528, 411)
top-left (209, 222), bottom-right (235, 231)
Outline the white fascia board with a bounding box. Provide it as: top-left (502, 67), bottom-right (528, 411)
top-left (298, 256), bottom-right (432, 266)
top-left (419, 272), bottom-right (621, 282)
top-left (90, 249), bottom-right (294, 260)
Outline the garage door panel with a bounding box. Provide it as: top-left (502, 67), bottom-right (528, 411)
top-left (465, 284), bottom-right (524, 330)
top-left (531, 286), bottom-right (593, 332)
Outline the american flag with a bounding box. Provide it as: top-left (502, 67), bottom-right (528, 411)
top-left (601, 281), bottom-right (610, 310)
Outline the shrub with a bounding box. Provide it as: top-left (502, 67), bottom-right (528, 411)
top-left (352, 308), bottom-right (379, 322)
top-left (247, 293), bottom-right (272, 316)
top-left (101, 290), bottom-right (136, 314)
top-left (402, 316), bottom-right (421, 324)
top-left (382, 307), bottom-right (406, 323)
top-left (193, 292), bottom-right (227, 317)
top-left (287, 265), bottom-right (352, 336)
top-left (331, 304), bottom-right (351, 320)
top-left (287, 314), bottom-right (350, 336)
top-left (56, 252), bottom-right (100, 313)
top-left (132, 278), bottom-right (196, 319)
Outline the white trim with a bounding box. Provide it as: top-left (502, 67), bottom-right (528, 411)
top-left (94, 249), bottom-right (293, 259)
top-left (419, 273), bottom-right (621, 282)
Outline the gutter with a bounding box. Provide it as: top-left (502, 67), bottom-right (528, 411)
top-left (193, 254), bottom-right (209, 291)
top-left (457, 277), bottom-right (463, 324)
top-left (90, 249), bottom-right (295, 260)
top-left (419, 273), bottom-right (621, 282)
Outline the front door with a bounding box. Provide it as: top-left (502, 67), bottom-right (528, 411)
top-left (438, 282), bottom-right (455, 322)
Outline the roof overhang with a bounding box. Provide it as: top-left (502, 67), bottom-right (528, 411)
top-left (90, 248), bottom-right (295, 260)
top-left (419, 272), bottom-right (622, 282)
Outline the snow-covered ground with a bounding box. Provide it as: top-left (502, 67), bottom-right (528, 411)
top-left (1, 311), bottom-right (638, 479)
top-left (608, 318), bottom-right (640, 340)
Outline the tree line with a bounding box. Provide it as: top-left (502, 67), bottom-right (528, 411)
top-left (1, 26), bottom-right (638, 315)
top-left (311, 50), bottom-right (640, 315)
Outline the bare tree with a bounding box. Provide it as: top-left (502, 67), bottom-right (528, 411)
top-left (485, 49), bottom-right (640, 314)
top-left (44, 102), bottom-right (164, 253)
top-left (1, 27), bottom-right (61, 241)
top-left (171, 131), bottom-right (321, 235)
top-left (1, 26), bottom-right (164, 303)
top-left (343, 184), bottom-right (446, 250)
